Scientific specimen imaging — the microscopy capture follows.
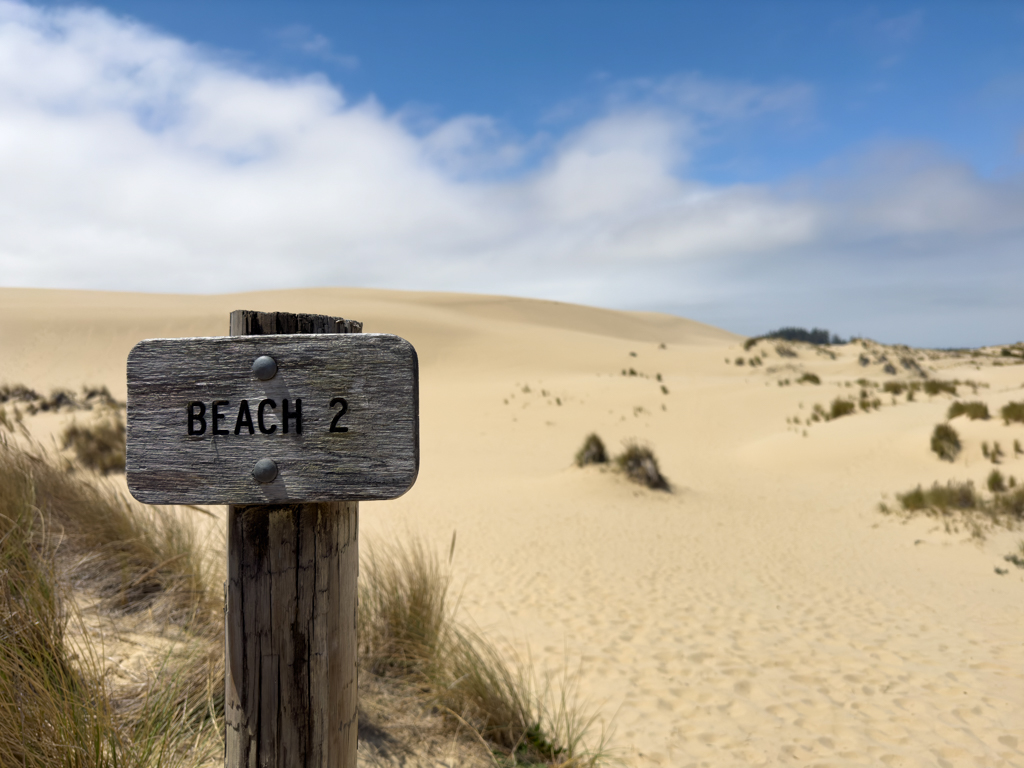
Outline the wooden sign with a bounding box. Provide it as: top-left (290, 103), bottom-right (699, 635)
top-left (126, 333), bottom-right (418, 504)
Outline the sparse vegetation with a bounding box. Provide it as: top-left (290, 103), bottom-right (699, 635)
top-left (575, 434), bottom-right (608, 467)
top-left (988, 469), bottom-right (1007, 493)
top-left (947, 401), bottom-right (990, 420)
top-left (829, 398), bottom-right (856, 419)
top-left (883, 381), bottom-right (906, 395)
top-left (0, 434), bottom-right (608, 766)
top-left (881, 479), bottom-right (1024, 534)
top-left (0, 439), bottom-right (224, 766)
top-left (930, 423), bottom-right (961, 462)
top-left (615, 441), bottom-right (669, 490)
top-left (760, 327), bottom-right (844, 345)
top-left (61, 408), bottom-right (126, 474)
top-left (359, 539), bottom-right (607, 765)
top-left (1001, 401), bottom-right (1024, 425)
top-left (923, 380), bottom-right (957, 397)
top-left (797, 373), bottom-right (820, 385)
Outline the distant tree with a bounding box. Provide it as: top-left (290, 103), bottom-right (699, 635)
top-left (762, 327), bottom-right (845, 346)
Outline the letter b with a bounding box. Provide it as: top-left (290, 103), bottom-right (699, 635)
top-left (187, 401), bottom-right (207, 435)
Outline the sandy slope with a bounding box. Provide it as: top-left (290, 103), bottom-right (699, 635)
top-left (1, 287), bottom-right (1022, 767)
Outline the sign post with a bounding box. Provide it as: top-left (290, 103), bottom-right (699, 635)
top-left (126, 309), bottom-right (419, 767)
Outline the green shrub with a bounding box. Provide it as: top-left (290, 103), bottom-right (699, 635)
top-left (1015, 439), bottom-right (1023, 457)
top-left (575, 434), bottom-right (608, 467)
top-left (988, 469), bottom-right (1006, 493)
top-left (897, 481), bottom-right (978, 512)
top-left (992, 487), bottom-right (1024, 521)
top-left (924, 380), bottom-right (957, 396)
top-left (615, 441), bottom-right (669, 490)
top-left (948, 401), bottom-right (990, 420)
top-left (829, 398), bottom-right (856, 419)
top-left (930, 423), bottom-right (961, 462)
top-left (883, 381), bottom-right (906, 395)
top-left (1001, 401), bottom-right (1024, 425)
top-left (797, 373), bottom-right (820, 385)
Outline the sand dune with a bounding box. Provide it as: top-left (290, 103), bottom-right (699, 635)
top-left (1, 287), bottom-right (1021, 766)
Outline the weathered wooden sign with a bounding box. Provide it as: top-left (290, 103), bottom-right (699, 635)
top-left (126, 333), bottom-right (418, 504)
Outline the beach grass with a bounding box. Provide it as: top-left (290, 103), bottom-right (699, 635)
top-left (1, 436), bottom-right (607, 766)
top-left (930, 423), bottom-right (961, 462)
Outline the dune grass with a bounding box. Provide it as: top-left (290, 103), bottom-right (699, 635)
top-left (1001, 401), bottom-right (1024, 425)
top-left (0, 438), bottom-right (223, 767)
top-left (614, 441), bottom-right (669, 490)
top-left (930, 423), bottom-right (961, 462)
top-left (61, 406), bottom-right (127, 474)
top-left (575, 434), bottom-right (608, 467)
top-left (5, 441), bottom-right (221, 630)
top-left (881, 479), bottom-right (1024, 535)
top-left (358, 539), bottom-right (609, 765)
top-left (2, 435), bottom-right (608, 766)
top-left (947, 401), bottom-right (990, 420)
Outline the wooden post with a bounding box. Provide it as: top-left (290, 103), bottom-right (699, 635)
top-left (225, 310), bottom-right (361, 767)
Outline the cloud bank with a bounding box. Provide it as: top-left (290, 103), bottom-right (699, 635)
top-left (0, 1), bottom-right (1020, 346)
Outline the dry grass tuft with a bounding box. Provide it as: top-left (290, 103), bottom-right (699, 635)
top-left (1001, 401), bottom-right (1024, 425)
top-left (61, 407), bottom-right (127, 474)
top-left (1, 439), bottom-right (220, 633)
top-left (0, 437), bottom-right (223, 767)
top-left (880, 479), bottom-right (1023, 536)
top-left (614, 441), bottom-right (669, 491)
top-left (575, 434), bottom-right (608, 467)
top-left (947, 401), bottom-right (990, 421)
top-left (930, 423), bottom-right (961, 462)
top-left (359, 539), bottom-right (609, 765)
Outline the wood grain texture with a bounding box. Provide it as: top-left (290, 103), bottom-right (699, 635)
top-left (224, 502), bottom-right (358, 767)
top-left (126, 333), bottom-right (418, 504)
top-left (225, 310), bottom-right (359, 768)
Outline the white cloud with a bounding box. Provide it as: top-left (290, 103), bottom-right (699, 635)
top-left (0, 0), bottom-right (1019, 346)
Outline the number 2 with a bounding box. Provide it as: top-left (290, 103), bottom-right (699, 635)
top-left (329, 397), bottom-right (349, 433)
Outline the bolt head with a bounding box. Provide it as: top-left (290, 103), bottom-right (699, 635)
top-left (252, 355), bottom-right (278, 381)
top-left (253, 458), bottom-right (278, 484)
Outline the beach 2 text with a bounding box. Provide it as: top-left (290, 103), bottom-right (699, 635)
top-left (185, 398), bottom-right (350, 436)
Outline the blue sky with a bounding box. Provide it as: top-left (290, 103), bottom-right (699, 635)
top-left (4, 0), bottom-right (1023, 346)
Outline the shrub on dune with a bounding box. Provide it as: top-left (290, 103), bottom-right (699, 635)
top-left (930, 423), bottom-right (961, 462)
top-left (575, 434), bottom-right (608, 467)
top-left (1001, 401), bottom-right (1024, 425)
top-left (829, 398), bottom-right (856, 419)
top-left (615, 441), bottom-right (669, 490)
top-left (947, 401), bottom-right (990, 420)
top-left (988, 470), bottom-right (1006, 493)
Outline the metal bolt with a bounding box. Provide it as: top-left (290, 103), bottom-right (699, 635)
top-left (252, 458), bottom-right (278, 484)
top-left (252, 355), bottom-right (278, 381)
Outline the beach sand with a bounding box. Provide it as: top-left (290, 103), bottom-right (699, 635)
top-left (1, 286), bottom-right (1021, 767)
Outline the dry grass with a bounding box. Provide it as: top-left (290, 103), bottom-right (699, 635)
top-left (614, 441), bottom-right (669, 491)
top-left (61, 407), bottom-right (127, 474)
top-left (575, 434), bottom-right (609, 467)
top-left (947, 401), bottom-right (990, 421)
top-left (1, 434), bottom-right (610, 766)
top-left (5, 441), bottom-right (221, 630)
top-left (0, 437), bottom-right (223, 767)
top-left (880, 479), bottom-right (1024, 537)
top-left (930, 423), bottom-right (961, 462)
top-left (359, 539), bottom-right (610, 765)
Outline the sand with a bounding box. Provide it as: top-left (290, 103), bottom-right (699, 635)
top-left (1, 286), bottom-right (1021, 767)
